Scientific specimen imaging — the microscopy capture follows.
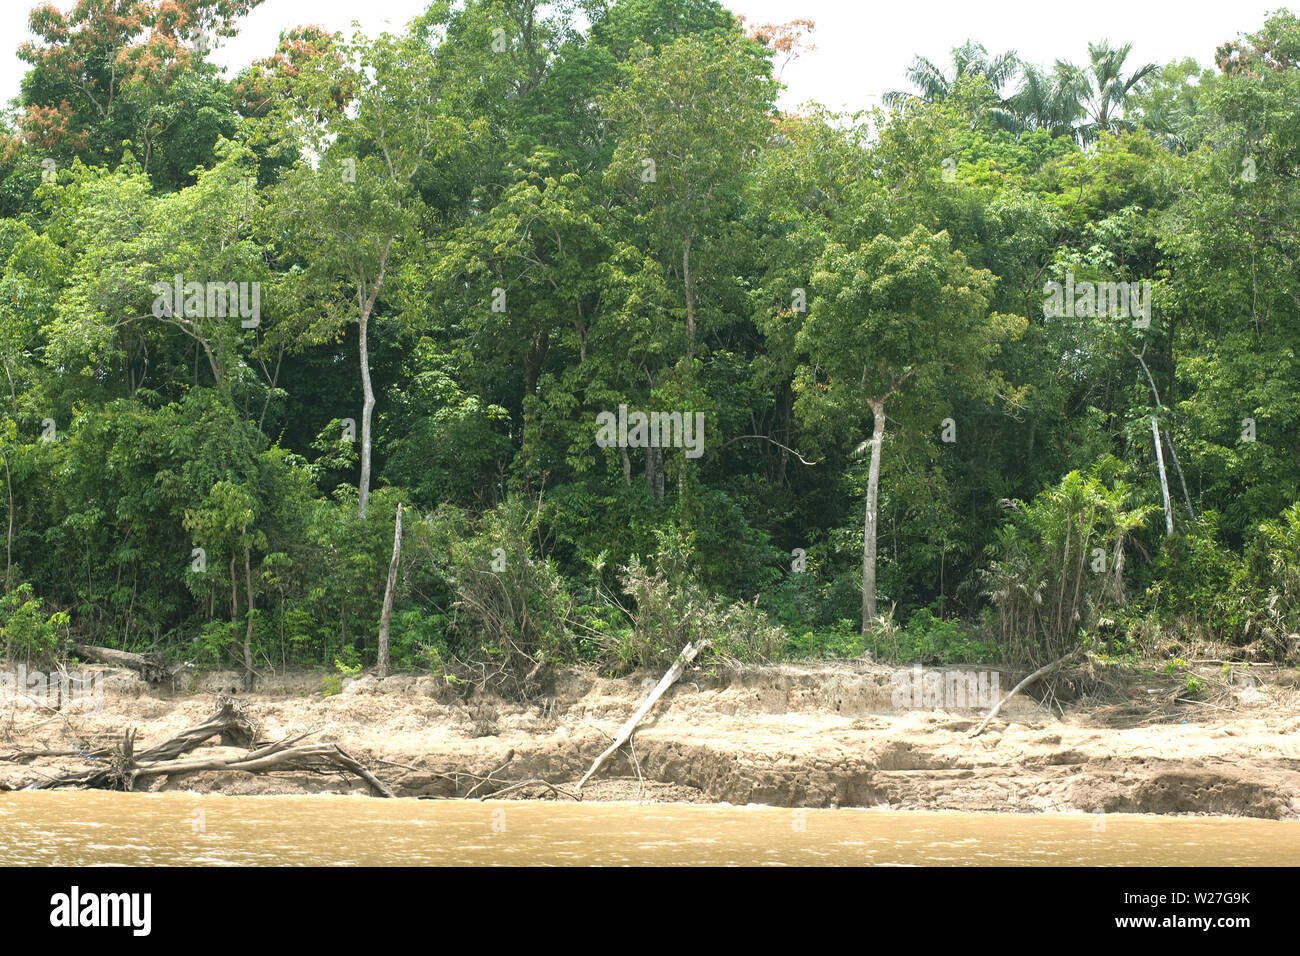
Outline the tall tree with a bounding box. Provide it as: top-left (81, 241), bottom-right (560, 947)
top-left (795, 226), bottom-right (1023, 630)
top-left (264, 12), bottom-right (489, 516)
top-left (1072, 41), bottom-right (1159, 142)
top-left (885, 40), bottom-right (1021, 109)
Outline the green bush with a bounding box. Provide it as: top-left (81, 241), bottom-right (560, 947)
top-left (0, 584), bottom-right (68, 665)
top-left (865, 608), bottom-right (997, 664)
top-left (785, 620), bottom-right (863, 659)
top-left (1145, 511), bottom-right (1247, 642)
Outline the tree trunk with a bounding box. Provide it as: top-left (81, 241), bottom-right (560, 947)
top-left (1130, 343), bottom-right (1193, 520)
top-left (242, 538), bottom-right (255, 689)
top-left (229, 555), bottom-right (238, 624)
top-left (1163, 430), bottom-right (1195, 520)
top-left (521, 332), bottom-right (548, 485)
top-left (356, 239), bottom-right (393, 519)
top-left (358, 306), bottom-right (376, 519)
top-left (645, 445), bottom-right (664, 503)
top-left (71, 644), bottom-right (173, 684)
top-left (969, 647), bottom-right (1083, 738)
top-left (1151, 416), bottom-right (1173, 536)
top-left (683, 235), bottom-right (696, 362)
top-left (576, 639), bottom-right (702, 792)
top-left (1112, 536), bottom-right (1127, 604)
top-left (376, 503), bottom-right (402, 679)
top-left (2, 447), bottom-right (12, 594)
top-left (776, 383), bottom-right (793, 487)
top-left (862, 399), bottom-right (886, 633)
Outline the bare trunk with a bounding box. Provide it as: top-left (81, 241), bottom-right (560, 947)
top-left (229, 555), bottom-right (238, 624)
top-left (620, 446), bottom-right (632, 486)
top-left (1112, 536), bottom-right (1127, 603)
top-left (1131, 344), bottom-right (1193, 519)
top-left (969, 648), bottom-right (1083, 738)
top-left (576, 639), bottom-right (703, 792)
top-left (356, 239), bottom-right (393, 519)
top-left (1164, 431), bottom-right (1195, 520)
top-left (1151, 416), bottom-right (1174, 536)
top-left (862, 400), bottom-right (886, 632)
top-left (242, 538), bottom-right (255, 688)
top-left (644, 446), bottom-right (664, 503)
top-left (71, 644), bottom-right (174, 683)
top-left (2, 448), bottom-right (12, 594)
top-left (777, 384), bottom-right (793, 486)
top-left (521, 332), bottom-right (548, 486)
top-left (377, 504), bottom-right (402, 679)
top-left (358, 307), bottom-right (375, 519)
top-left (683, 235), bottom-right (696, 362)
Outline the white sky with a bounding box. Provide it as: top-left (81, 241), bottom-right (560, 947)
top-left (0, 0), bottom-right (1289, 115)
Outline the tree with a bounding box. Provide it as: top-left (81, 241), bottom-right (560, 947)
top-left (1005, 63), bottom-right (1087, 138)
top-left (1072, 41), bottom-right (1159, 142)
top-left (264, 16), bottom-right (484, 517)
top-left (17, 0), bottom-right (258, 187)
top-left (795, 225), bottom-right (1023, 631)
top-left (885, 40), bottom-right (1021, 110)
top-left (605, 30), bottom-right (778, 363)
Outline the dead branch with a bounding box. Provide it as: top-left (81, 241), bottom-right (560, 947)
top-left (17, 696), bottom-right (393, 797)
top-left (576, 640), bottom-right (702, 792)
top-left (480, 778), bottom-right (580, 801)
top-left (970, 648), bottom-right (1084, 738)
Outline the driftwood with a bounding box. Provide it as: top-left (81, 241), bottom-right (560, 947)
top-left (969, 648), bottom-right (1084, 738)
top-left (71, 643), bottom-right (174, 684)
top-left (576, 640), bottom-right (702, 792)
top-left (21, 696), bottom-right (393, 797)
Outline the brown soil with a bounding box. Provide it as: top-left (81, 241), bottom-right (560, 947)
top-left (4, 659), bottom-right (1299, 818)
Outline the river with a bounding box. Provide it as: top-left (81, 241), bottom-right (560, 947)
top-left (1, 792), bottom-right (1297, 865)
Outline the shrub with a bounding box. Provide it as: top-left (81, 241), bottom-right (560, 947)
top-left (981, 459), bottom-right (1157, 664)
top-left (422, 498), bottom-right (576, 696)
top-left (597, 528), bottom-right (788, 673)
top-left (867, 608), bottom-right (997, 664)
top-left (0, 584), bottom-right (67, 666)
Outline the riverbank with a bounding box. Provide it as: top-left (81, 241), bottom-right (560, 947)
top-left (3, 658), bottom-right (1299, 818)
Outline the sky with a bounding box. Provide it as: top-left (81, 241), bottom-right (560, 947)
top-left (0, 0), bottom-right (1288, 115)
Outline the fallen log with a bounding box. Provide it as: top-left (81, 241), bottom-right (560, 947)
top-left (575, 640), bottom-right (702, 793)
top-left (21, 696), bottom-right (393, 797)
top-left (115, 740), bottom-right (396, 797)
top-left (969, 647), bottom-right (1084, 738)
top-left (71, 643), bottom-right (174, 684)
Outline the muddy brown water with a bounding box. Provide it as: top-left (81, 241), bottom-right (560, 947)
top-left (1, 792), bottom-right (1298, 865)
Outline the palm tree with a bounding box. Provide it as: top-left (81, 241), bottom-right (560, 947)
top-left (1005, 62), bottom-right (1087, 137)
top-left (1074, 40), bottom-right (1158, 141)
top-left (884, 40), bottom-right (1021, 110)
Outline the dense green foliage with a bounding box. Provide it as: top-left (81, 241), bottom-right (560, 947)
top-left (2, 0), bottom-right (1299, 686)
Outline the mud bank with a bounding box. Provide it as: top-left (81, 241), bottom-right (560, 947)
top-left (4, 660), bottom-right (1299, 818)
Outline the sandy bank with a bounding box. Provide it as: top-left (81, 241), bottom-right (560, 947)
top-left (3, 659), bottom-right (1298, 818)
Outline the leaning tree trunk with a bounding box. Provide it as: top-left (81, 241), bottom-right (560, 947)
top-left (862, 399), bottom-right (886, 633)
top-left (576, 640), bottom-right (702, 792)
top-left (376, 503), bottom-right (402, 679)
